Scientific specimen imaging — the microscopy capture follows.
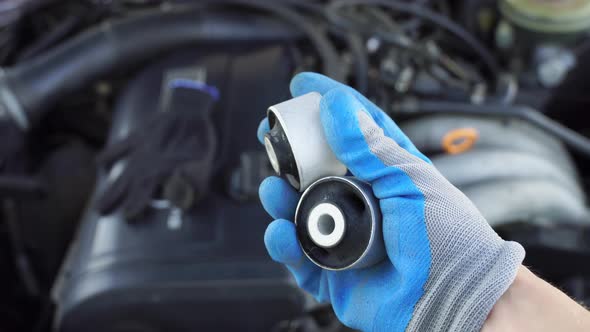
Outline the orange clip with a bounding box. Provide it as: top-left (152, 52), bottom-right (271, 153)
top-left (441, 128), bottom-right (479, 155)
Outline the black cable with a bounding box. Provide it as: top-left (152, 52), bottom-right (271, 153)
top-left (260, 0), bottom-right (367, 91)
top-left (17, 14), bottom-right (81, 61)
top-left (326, 0), bottom-right (501, 78)
top-left (392, 99), bottom-right (590, 158)
top-left (0, 6), bottom-right (307, 127)
top-left (0, 2), bottom-right (346, 127)
top-left (0, 175), bottom-right (45, 197)
top-left (325, 3), bottom-right (414, 49)
top-left (199, 0), bottom-right (343, 81)
top-left (400, 0), bottom-right (431, 33)
top-left (362, 7), bottom-right (399, 31)
top-left (346, 32), bottom-right (369, 94)
top-left (0, 27), bottom-right (16, 65)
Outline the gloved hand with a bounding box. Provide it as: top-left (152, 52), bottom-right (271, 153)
top-left (257, 72), bottom-right (525, 332)
top-left (98, 85), bottom-right (218, 220)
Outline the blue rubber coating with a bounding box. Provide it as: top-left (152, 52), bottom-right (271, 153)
top-left (256, 73), bottom-right (433, 331)
top-left (258, 73), bottom-right (523, 332)
top-left (291, 72), bottom-right (431, 164)
top-left (257, 117), bottom-right (270, 145)
top-left (319, 87), bottom-right (431, 331)
top-left (259, 176), bottom-right (300, 220)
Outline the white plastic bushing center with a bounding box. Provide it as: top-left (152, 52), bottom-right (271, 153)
top-left (264, 136), bottom-right (280, 174)
top-left (307, 203), bottom-right (346, 248)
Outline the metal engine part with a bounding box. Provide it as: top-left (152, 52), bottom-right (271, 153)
top-left (401, 114), bottom-right (589, 227)
top-left (497, 0), bottom-right (590, 89)
top-left (499, 0), bottom-right (590, 34)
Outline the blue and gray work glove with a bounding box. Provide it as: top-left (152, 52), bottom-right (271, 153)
top-left (257, 72), bottom-right (525, 332)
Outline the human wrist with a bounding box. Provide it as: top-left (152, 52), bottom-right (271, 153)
top-left (482, 265), bottom-right (530, 332)
top-left (483, 266), bottom-right (590, 332)
top-left (403, 236), bottom-right (524, 332)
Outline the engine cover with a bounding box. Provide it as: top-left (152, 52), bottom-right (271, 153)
top-left (53, 46), bottom-right (306, 332)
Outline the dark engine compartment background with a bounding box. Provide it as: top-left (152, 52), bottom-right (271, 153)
top-left (54, 46), bottom-right (305, 332)
top-left (0, 1), bottom-right (587, 331)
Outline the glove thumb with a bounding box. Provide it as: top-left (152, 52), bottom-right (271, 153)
top-left (319, 88), bottom-right (396, 184)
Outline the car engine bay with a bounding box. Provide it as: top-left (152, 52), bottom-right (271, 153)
top-left (0, 0), bottom-right (588, 331)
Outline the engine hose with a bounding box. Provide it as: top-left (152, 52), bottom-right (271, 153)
top-left (393, 99), bottom-right (590, 158)
top-left (279, 0), bottom-right (368, 92)
top-left (400, 113), bottom-right (587, 226)
top-left (326, 0), bottom-right (502, 79)
top-left (0, 7), bottom-right (307, 129)
top-left (201, 0), bottom-right (343, 81)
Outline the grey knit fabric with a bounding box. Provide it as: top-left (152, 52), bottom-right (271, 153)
top-left (357, 111), bottom-right (525, 332)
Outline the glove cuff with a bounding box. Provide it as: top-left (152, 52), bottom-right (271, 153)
top-left (454, 240), bottom-right (524, 331)
top-left (405, 239), bottom-right (525, 332)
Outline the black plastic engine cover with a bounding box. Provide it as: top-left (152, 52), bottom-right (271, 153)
top-left (53, 45), bottom-right (306, 332)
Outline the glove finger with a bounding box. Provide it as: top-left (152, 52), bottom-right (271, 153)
top-left (257, 118), bottom-right (270, 145)
top-left (265, 219), bottom-right (323, 295)
top-left (97, 135), bottom-right (137, 168)
top-left (290, 72), bottom-right (342, 97)
top-left (325, 262), bottom-right (400, 330)
top-left (259, 176), bottom-right (300, 220)
top-left (320, 88), bottom-right (435, 193)
top-left (97, 174), bottom-right (130, 215)
top-left (292, 72), bottom-right (427, 161)
top-left (122, 178), bottom-right (157, 221)
top-left (320, 88), bottom-right (436, 288)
